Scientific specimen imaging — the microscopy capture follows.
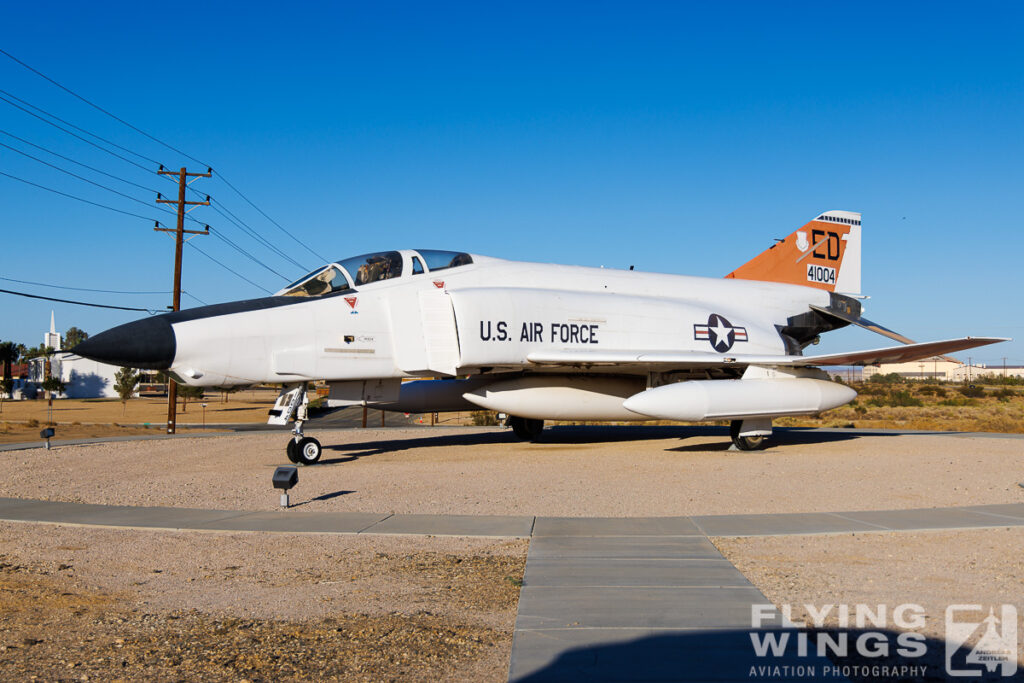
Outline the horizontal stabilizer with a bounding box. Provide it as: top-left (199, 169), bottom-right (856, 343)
top-left (526, 337), bottom-right (1008, 369)
top-left (808, 304), bottom-right (914, 345)
top-left (791, 337), bottom-right (1008, 366)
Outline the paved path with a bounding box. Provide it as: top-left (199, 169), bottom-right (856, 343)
top-left (0, 498), bottom-right (1022, 537)
top-left (509, 518), bottom-right (828, 682)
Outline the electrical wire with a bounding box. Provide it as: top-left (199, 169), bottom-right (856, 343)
top-left (0, 287), bottom-right (156, 312)
top-left (0, 50), bottom-right (186, 166)
top-left (185, 241), bottom-right (273, 294)
top-left (214, 170), bottom-right (327, 262)
top-left (0, 275), bottom-right (207, 305)
top-left (154, 230), bottom-right (273, 294)
top-left (0, 88), bottom-right (162, 168)
top-left (0, 140), bottom-right (180, 219)
top-left (209, 201), bottom-right (309, 271)
top-left (0, 170), bottom-right (162, 222)
top-left (0, 275), bottom-right (167, 295)
top-left (0, 50), bottom-right (310, 288)
top-left (207, 228), bottom-right (290, 280)
top-left (1, 51), bottom-right (321, 268)
top-left (0, 92), bottom-right (157, 176)
top-left (0, 128), bottom-right (163, 195)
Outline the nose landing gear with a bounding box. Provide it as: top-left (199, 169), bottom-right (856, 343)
top-left (287, 435), bottom-right (323, 466)
top-left (271, 383), bottom-right (323, 465)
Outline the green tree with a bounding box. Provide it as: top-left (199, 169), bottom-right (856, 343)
top-left (0, 377), bottom-right (12, 411)
top-left (113, 367), bottom-right (141, 415)
top-left (0, 341), bottom-right (19, 386)
top-left (177, 384), bottom-right (205, 412)
top-left (64, 327), bottom-right (88, 349)
top-left (41, 376), bottom-right (66, 396)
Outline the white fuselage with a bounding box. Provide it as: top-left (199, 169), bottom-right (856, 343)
top-left (167, 252), bottom-right (831, 388)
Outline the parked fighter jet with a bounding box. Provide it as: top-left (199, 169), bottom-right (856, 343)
top-left (74, 211), bottom-right (1006, 463)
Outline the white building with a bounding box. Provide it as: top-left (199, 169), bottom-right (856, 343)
top-left (27, 311), bottom-right (129, 399)
top-left (863, 358), bottom-right (1023, 381)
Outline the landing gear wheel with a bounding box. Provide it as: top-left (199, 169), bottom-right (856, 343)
top-left (286, 439), bottom-right (300, 464)
top-left (730, 420), bottom-right (766, 451)
top-left (295, 437), bottom-right (322, 465)
top-left (509, 416), bottom-right (544, 442)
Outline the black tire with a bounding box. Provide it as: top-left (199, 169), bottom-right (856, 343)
top-left (729, 420), bottom-right (766, 451)
top-left (295, 436), bottom-right (322, 465)
top-left (286, 439), bottom-right (300, 464)
top-left (509, 416), bottom-right (544, 441)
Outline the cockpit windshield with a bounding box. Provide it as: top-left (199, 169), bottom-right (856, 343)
top-left (338, 251), bottom-right (403, 285)
top-left (282, 265), bottom-right (351, 297)
top-left (416, 249), bottom-right (473, 272)
top-left (278, 249), bottom-right (473, 298)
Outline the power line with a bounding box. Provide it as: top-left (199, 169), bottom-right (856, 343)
top-left (0, 287), bottom-right (156, 312)
top-left (0, 128), bottom-right (163, 195)
top-left (154, 228), bottom-right (272, 294)
top-left (0, 169), bottom-right (162, 222)
top-left (0, 140), bottom-right (180, 219)
top-left (186, 240), bottom-right (273, 294)
top-left (0, 48), bottom-right (201, 167)
top-left (0, 91), bottom-right (158, 175)
top-left (182, 291), bottom-right (209, 306)
top-left (208, 228), bottom-right (290, 280)
top-left (0, 274), bottom-right (205, 305)
top-left (0, 88), bottom-right (163, 167)
top-left (1, 50), bottom-right (318, 279)
top-left (215, 171), bottom-right (327, 262)
top-left (0, 275), bottom-right (168, 295)
top-left (209, 200), bottom-right (309, 271)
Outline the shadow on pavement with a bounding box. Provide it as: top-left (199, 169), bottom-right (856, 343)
top-left (511, 627), bottom-right (1016, 682)
top-left (318, 425), bottom-right (909, 459)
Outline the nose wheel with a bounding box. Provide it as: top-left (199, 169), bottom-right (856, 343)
top-left (287, 437), bottom-right (322, 466)
top-left (272, 383), bottom-right (323, 465)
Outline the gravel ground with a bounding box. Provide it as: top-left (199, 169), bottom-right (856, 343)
top-left (716, 528), bottom-right (1024, 677)
top-left (0, 427), bottom-right (1020, 515)
top-left (0, 522), bottom-right (526, 681)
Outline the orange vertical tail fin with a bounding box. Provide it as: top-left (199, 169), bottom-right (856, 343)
top-left (725, 210), bottom-right (862, 294)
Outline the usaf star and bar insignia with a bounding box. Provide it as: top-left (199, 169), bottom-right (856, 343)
top-left (694, 313), bottom-right (748, 353)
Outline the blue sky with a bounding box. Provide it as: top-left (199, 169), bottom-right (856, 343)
top-left (1, 1), bottom-right (1021, 365)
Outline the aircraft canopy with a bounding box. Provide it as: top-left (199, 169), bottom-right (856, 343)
top-left (279, 249), bottom-right (473, 298)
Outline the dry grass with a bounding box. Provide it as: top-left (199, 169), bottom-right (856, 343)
top-left (0, 388), bottom-right (278, 428)
top-left (779, 382), bottom-right (1024, 433)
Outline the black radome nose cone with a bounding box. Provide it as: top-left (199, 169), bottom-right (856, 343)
top-left (72, 316), bottom-right (176, 370)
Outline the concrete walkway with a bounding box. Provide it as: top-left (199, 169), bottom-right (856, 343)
top-left (0, 497), bottom-right (1021, 537)
top-left (509, 518), bottom-right (831, 682)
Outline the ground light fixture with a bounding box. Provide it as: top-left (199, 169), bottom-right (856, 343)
top-left (40, 427), bottom-right (55, 450)
top-left (273, 466), bottom-right (298, 508)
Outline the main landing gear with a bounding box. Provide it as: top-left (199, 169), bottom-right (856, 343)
top-left (508, 416), bottom-right (544, 441)
top-left (270, 383), bottom-right (323, 465)
top-left (729, 418), bottom-right (771, 451)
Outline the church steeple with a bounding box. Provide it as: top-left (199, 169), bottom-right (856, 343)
top-left (44, 310), bottom-right (61, 351)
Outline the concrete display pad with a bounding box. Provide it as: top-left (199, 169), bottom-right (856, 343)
top-left (2, 496), bottom-right (1022, 681)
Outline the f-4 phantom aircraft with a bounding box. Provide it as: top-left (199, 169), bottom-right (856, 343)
top-left (75, 211), bottom-right (1006, 464)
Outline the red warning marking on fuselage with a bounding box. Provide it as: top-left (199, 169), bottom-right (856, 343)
top-left (433, 281), bottom-right (445, 289)
top-left (344, 297), bottom-right (358, 309)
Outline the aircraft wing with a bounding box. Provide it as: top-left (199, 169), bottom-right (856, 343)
top-left (526, 337), bottom-right (1008, 369)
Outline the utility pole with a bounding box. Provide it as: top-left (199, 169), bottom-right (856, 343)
top-left (155, 166), bottom-right (210, 434)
